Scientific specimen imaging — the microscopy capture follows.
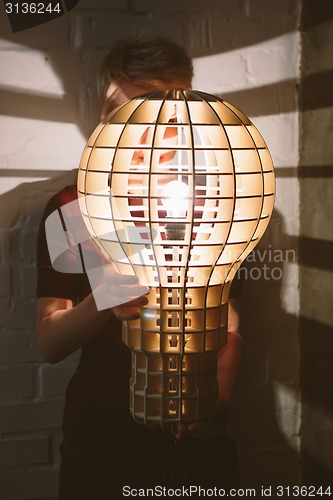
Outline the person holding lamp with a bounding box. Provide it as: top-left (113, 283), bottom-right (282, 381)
top-left (36, 37), bottom-right (242, 498)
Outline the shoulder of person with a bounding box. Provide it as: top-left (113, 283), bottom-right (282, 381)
top-left (44, 184), bottom-right (77, 215)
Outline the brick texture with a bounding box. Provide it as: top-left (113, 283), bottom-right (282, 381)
top-left (40, 363), bottom-right (77, 397)
top-left (0, 400), bottom-right (64, 433)
top-left (0, 333), bottom-right (44, 364)
top-left (72, 11), bottom-right (185, 49)
top-left (0, 0), bottom-right (304, 497)
top-left (0, 468), bottom-right (59, 500)
top-left (299, 1), bottom-right (333, 484)
top-left (0, 365), bottom-right (34, 402)
top-left (0, 436), bottom-right (49, 467)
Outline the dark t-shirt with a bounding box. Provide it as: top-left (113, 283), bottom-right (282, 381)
top-left (37, 184), bottom-right (242, 468)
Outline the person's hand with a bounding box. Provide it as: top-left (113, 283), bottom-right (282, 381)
top-left (173, 421), bottom-right (224, 441)
top-left (90, 264), bottom-right (149, 317)
top-left (112, 293), bottom-right (149, 320)
top-left (173, 402), bottom-right (231, 441)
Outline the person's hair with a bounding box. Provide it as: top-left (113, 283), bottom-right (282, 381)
top-left (98, 36), bottom-right (193, 99)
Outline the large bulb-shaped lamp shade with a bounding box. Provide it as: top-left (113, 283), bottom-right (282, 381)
top-left (78, 90), bottom-right (275, 428)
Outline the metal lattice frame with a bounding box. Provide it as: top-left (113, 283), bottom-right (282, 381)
top-left (77, 90), bottom-right (275, 428)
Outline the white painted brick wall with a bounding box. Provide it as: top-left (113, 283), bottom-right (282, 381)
top-left (0, 401), bottom-right (64, 434)
top-left (72, 11), bottom-right (186, 49)
top-left (39, 363), bottom-right (77, 398)
top-left (0, 0), bottom-right (301, 497)
top-left (0, 366), bottom-right (34, 402)
top-left (192, 32), bottom-right (300, 94)
top-left (302, 19), bottom-right (333, 76)
top-left (0, 469), bottom-right (59, 500)
top-left (0, 436), bottom-right (49, 467)
top-left (0, 47), bottom-right (65, 94)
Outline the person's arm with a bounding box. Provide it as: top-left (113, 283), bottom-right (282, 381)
top-left (217, 297), bottom-right (242, 406)
top-left (36, 187), bottom-right (151, 364)
top-left (36, 295), bottom-right (111, 364)
top-left (36, 272), bottom-right (149, 364)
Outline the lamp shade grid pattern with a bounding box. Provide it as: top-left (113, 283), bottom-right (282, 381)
top-left (77, 89), bottom-right (275, 428)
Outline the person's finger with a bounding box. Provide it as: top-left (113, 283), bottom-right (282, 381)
top-left (124, 285), bottom-right (150, 296)
top-left (187, 422), bottom-right (221, 439)
top-left (112, 306), bottom-right (141, 320)
top-left (104, 271), bottom-right (140, 286)
top-left (123, 295), bottom-right (149, 308)
top-left (105, 285), bottom-right (150, 302)
top-left (187, 423), bottom-right (209, 438)
top-left (174, 424), bottom-right (189, 441)
top-left (111, 295), bottom-right (150, 319)
top-left (114, 283), bottom-right (149, 296)
top-left (110, 296), bottom-right (148, 312)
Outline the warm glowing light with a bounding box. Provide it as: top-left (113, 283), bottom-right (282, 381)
top-left (161, 180), bottom-right (189, 218)
top-left (78, 89), bottom-right (275, 428)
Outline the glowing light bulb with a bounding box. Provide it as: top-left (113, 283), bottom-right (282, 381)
top-left (78, 89), bottom-right (275, 429)
top-left (161, 180), bottom-right (189, 218)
